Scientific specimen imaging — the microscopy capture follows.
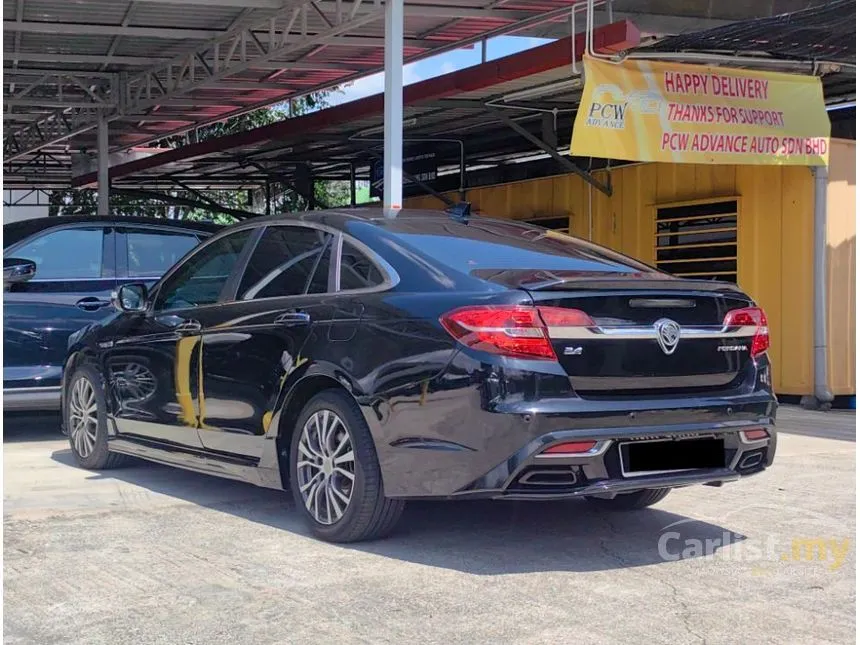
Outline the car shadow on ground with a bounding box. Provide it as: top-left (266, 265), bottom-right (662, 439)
top-left (3, 412), bottom-right (65, 443)
top-left (47, 441), bottom-right (747, 575)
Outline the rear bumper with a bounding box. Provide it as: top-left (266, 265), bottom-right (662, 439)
top-left (444, 418), bottom-right (776, 500)
top-left (3, 386), bottom-right (62, 411)
top-left (371, 383), bottom-right (777, 499)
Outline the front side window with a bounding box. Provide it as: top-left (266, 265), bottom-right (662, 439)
top-left (238, 226), bottom-right (332, 300)
top-left (9, 227), bottom-right (105, 280)
top-left (154, 229), bottom-right (251, 311)
top-left (126, 229), bottom-right (201, 278)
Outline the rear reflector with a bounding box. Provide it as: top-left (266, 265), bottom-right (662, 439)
top-left (439, 305), bottom-right (594, 360)
top-left (742, 429), bottom-right (769, 441)
top-left (542, 441), bottom-right (597, 454)
top-left (723, 306), bottom-right (769, 357)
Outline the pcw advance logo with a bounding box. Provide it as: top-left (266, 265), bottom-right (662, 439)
top-left (585, 84), bottom-right (663, 130)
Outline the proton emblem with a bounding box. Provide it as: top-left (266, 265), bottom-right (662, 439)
top-left (654, 318), bottom-right (681, 355)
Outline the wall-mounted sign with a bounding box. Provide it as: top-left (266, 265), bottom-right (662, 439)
top-left (570, 55), bottom-right (830, 166)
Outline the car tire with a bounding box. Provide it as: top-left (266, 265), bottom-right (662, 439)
top-left (65, 365), bottom-right (128, 470)
top-left (584, 487), bottom-right (670, 510)
top-left (289, 390), bottom-right (404, 543)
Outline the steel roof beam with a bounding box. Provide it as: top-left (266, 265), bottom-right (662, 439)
top-left (106, 0), bottom-right (534, 19)
top-left (318, 1), bottom-right (534, 20)
top-left (136, 0), bottom-right (534, 20)
top-left (3, 21), bottom-right (225, 40)
top-left (4, 69), bottom-right (118, 80)
top-left (133, 0), bottom-right (285, 7)
top-left (2, 20), bottom-right (432, 46)
top-left (4, 52), bottom-right (173, 65)
top-left (5, 99), bottom-right (115, 108)
top-left (3, 52), bottom-right (362, 72)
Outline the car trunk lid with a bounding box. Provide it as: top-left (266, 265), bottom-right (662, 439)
top-left (520, 279), bottom-right (755, 397)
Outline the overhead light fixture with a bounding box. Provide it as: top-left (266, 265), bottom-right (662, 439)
top-left (502, 79), bottom-right (582, 103)
top-left (355, 118), bottom-right (418, 138)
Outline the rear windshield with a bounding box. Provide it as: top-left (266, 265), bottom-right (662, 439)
top-left (385, 218), bottom-right (656, 275)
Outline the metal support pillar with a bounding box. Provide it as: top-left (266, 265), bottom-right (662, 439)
top-left (811, 165), bottom-right (834, 407)
top-left (350, 163), bottom-right (357, 206)
top-left (383, 0), bottom-right (404, 211)
top-left (481, 39), bottom-right (487, 63)
top-left (265, 181), bottom-right (272, 216)
top-left (97, 113), bottom-right (109, 216)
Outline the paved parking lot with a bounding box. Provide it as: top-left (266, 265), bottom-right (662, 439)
top-left (4, 407), bottom-right (855, 644)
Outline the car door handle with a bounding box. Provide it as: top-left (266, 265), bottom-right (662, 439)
top-left (275, 312), bottom-right (311, 326)
top-left (174, 319), bottom-right (202, 335)
top-left (75, 297), bottom-right (112, 311)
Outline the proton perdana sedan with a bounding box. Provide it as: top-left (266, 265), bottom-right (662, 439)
top-left (62, 208), bottom-right (777, 543)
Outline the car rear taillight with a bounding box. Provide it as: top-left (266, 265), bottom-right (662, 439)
top-left (439, 305), bottom-right (594, 360)
top-left (723, 306), bottom-right (769, 357)
top-left (542, 440), bottom-right (597, 454)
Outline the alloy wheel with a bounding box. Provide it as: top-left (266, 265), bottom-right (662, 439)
top-left (296, 409), bottom-right (356, 525)
top-left (68, 377), bottom-right (98, 458)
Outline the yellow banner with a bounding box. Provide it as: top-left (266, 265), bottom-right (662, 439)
top-left (570, 56), bottom-right (830, 166)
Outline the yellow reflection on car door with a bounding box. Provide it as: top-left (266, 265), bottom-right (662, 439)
top-left (174, 336), bottom-right (200, 428)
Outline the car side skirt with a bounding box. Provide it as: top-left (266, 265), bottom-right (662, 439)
top-left (107, 437), bottom-right (285, 491)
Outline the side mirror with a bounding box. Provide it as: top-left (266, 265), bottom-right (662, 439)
top-left (3, 258), bottom-right (36, 285)
top-left (113, 283), bottom-right (148, 313)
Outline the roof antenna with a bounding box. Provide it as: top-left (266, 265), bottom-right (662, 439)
top-left (446, 201), bottom-right (472, 222)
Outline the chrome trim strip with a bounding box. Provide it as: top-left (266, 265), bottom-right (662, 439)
top-left (3, 386), bottom-right (62, 410)
top-left (4, 386), bottom-right (61, 393)
top-left (547, 325), bottom-right (757, 340)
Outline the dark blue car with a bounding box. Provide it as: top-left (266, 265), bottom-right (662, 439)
top-left (3, 216), bottom-right (219, 411)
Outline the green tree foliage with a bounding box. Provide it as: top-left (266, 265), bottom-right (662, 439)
top-left (50, 92), bottom-right (347, 220)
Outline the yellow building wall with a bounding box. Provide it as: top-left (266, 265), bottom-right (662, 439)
top-left (406, 155), bottom-right (856, 396)
top-left (826, 139), bottom-right (856, 395)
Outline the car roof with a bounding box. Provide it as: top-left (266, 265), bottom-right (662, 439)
top-left (3, 215), bottom-right (222, 248)
top-left (221, 207), bottom-right (449, 228)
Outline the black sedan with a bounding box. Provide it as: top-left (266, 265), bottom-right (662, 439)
top-left (62, 208), bottom-right (777, 542)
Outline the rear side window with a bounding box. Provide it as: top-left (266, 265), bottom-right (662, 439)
top-left (10, 227), bottom-right (105, 279)
top-left (238, 226), bottom-right (332, 300)
top-left (340, 240), bottom-right (385, 290)
top-left (125, 229), bottom-right (200, 278)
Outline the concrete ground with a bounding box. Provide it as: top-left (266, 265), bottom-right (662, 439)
top-left (3, 407), bottom-right (855, 645)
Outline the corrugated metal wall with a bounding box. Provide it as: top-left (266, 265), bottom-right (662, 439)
top-left (407, 153), bottom-right (855, 396)
top-left (826, 139), bottom-right (856, 395)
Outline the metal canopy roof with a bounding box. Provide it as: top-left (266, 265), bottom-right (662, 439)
top-left (64, 21), bottom-right (638, 198)
top-left (644, 0), bottom-right (855, 65)
top-left (4, 0), bottom-right (841, 190)
top-left (59, 0), bottom-right (856, 206)
top-left (4, 0), bottom-right (591, 178)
